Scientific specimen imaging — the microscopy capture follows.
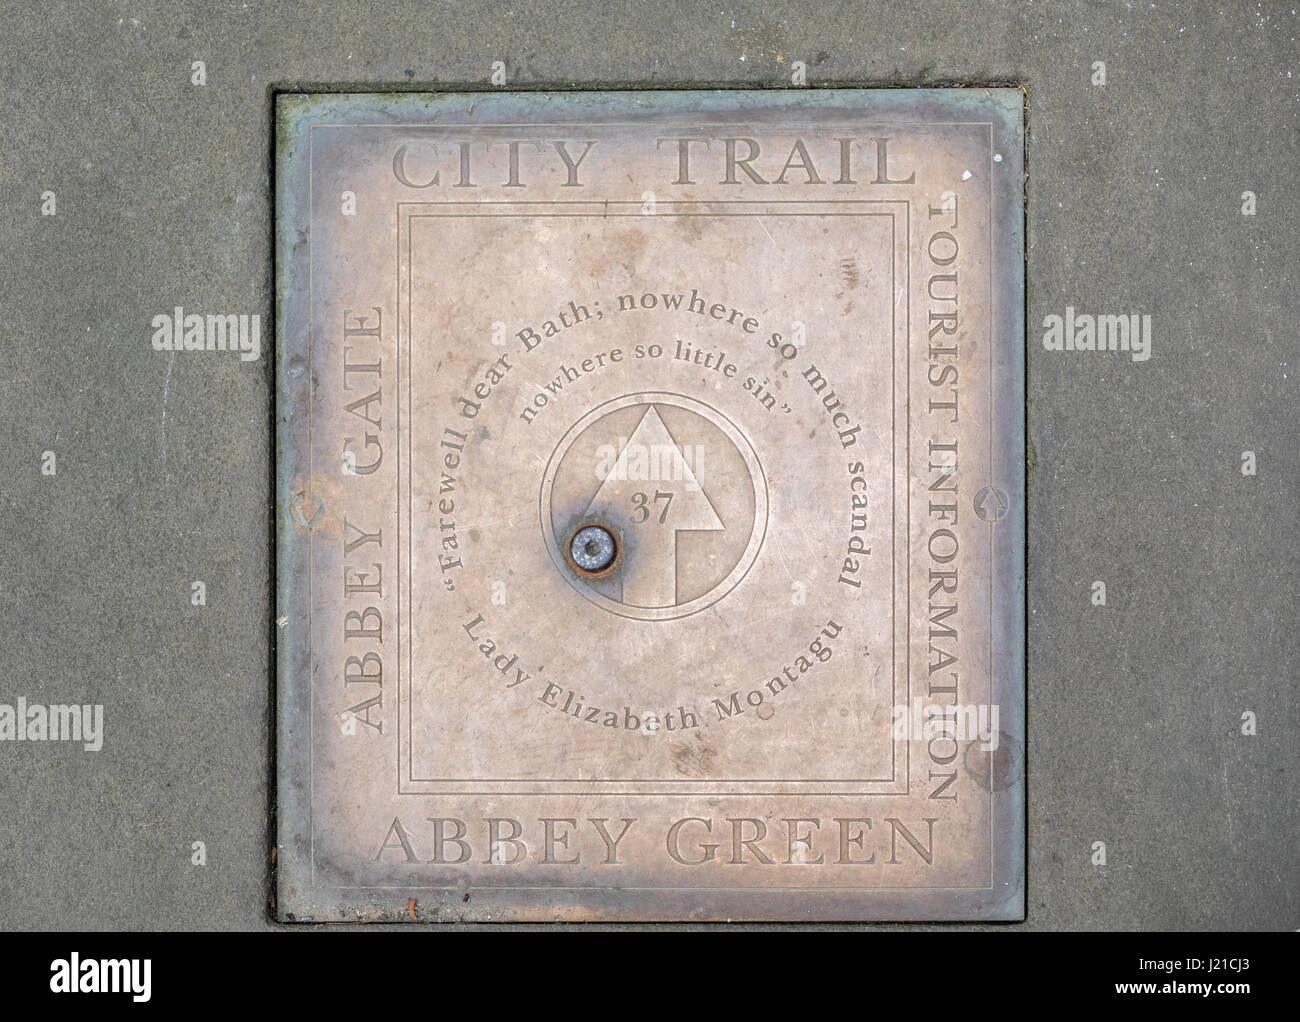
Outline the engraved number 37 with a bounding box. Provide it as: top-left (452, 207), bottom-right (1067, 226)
top-left (631, 490), bottom-right (673, 525)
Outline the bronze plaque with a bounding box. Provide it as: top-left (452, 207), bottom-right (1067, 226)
top-left (275, 89), bottom-right (1025, 922)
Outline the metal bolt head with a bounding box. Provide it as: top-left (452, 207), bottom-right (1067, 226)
top-left (570, 525), bottom-right (617, 573)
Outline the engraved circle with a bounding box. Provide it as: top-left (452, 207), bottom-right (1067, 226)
top-left (539, 392), bottom-right (768, 622)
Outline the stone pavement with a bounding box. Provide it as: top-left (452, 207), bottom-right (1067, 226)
top-left (0, 1), bottom-right (1294, 930)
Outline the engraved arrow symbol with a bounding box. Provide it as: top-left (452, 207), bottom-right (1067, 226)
top-left (290, 489), bottom-right (326, 529)
top-left (973, 485), bottom-right (1008, 523)
top-left (585, 406), bottom-right (723, 608)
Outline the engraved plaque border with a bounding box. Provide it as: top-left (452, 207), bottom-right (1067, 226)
top-left (276, 89), bottom-right (1025, 922)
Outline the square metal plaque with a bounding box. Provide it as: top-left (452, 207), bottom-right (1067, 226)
top-left (276, 89), bottom-right (1025, 922)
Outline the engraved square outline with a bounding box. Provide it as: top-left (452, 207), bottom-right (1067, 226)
top-left (396, 199), bottom-right (909, 796)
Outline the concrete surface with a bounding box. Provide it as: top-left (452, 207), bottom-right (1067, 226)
top-left (0, 0), bottom-right (1295, 930)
